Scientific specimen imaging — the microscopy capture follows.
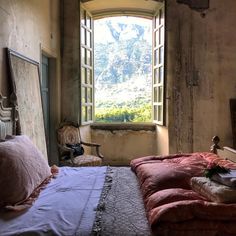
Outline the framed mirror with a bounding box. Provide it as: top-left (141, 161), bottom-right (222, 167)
top-left (7, 48), bottom-right (48, 160)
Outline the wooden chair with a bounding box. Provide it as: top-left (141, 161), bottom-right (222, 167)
top-left (57, 121), bottom-right (103, 167)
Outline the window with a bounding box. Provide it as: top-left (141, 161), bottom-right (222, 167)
top-left (80, 7), bottom-right (94, 124)
top-left (153, 6), bottom-right (165, 125)
top-left (94, 16), bottom-right (152, 123)
top-left (80, 4), bottom-right (165, 125)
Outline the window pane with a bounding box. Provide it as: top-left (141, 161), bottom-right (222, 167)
top-left (160, 26), bottom-right (164, 45)
top-left (159, 46), bottom-right (164, 64)
top-left (154, 68), bottom-right (158, 84)
top-left (87, 106), bottom-right (92, 121)
top-left (81, 47), bottom-right (86, 65)
top-left (82, 106), bottom-right (87, 122)
top-left (155, 30), bottom-right (159, 47)
top-left (158, 105), bottom-right (163, 121)
top-left (158, 86), bottom-right (163, 103)
top-left (153, 87), bottom-right (158, 102)
top-left (87, 88), bottom-right (92, 103)
top-left (86, 31), bottom-right (91, 48)
top-left (82, 87), bottom-right (86, 103)
top-left (154, 105), bottom-right (157, 120)
top-left (155, 16), bottom-right (158, 28)
top-left (87, 69), bottom-right (92, 85)
top-left (159, 66), bottom-right (164, 83)
top-left (154, 49), bottom-right (159, 65)
top-left (81, 67), bottom-right (86, 84)
top-left (87, 50), bottom-right (92, 66)
top-left (81, 27), bottom-right (85, 45)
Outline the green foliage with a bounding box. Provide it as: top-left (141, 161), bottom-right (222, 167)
top-left (95, 104), bottom-right (151, 123)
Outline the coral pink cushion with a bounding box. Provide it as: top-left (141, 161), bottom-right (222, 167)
top-left (0, 135), bottom-right (51, 207)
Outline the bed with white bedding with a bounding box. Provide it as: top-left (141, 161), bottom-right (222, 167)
top-left (0, 165), bottom-right (150, 236)
top-left (0, 166), bottom-right (107, 236)
top-left (0, 98), bottom-right (150, 236)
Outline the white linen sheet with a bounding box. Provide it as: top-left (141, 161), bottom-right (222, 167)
top-left (0, 166), bottom-right (107, 236)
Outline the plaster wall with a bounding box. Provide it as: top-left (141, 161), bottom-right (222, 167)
top-left (156, 125), bottom-right (169, 155)
top-left (0, 0), bottom-right (61, 164)
top-left (166, 0), bottom-right (236, 153)
top-left (91, 129), bottom-right (156, 166)
top-left (61, 0), bottom-right (236, 163)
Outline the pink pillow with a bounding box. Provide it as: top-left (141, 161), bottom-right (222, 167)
top-left (0, 135), bottom-right (51, 207)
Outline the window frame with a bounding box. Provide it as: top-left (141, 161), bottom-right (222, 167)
top-left (152, 4), bottom-right (165, 125)
top-left (80, 3), bottom-right (165, 126)
top-left (80, 5), bottom-right (94, 125)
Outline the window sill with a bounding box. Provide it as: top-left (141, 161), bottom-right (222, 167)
top-left (90, 122), bottom-right (156, 131)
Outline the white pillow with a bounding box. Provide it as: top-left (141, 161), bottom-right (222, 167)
top-left (0, 135), bottom-right (51, 208)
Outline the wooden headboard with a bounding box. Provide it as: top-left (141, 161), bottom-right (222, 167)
top-left (211, 135), bottom-right (236, 163)
top-left (0, 94), bottom-right (16, 139)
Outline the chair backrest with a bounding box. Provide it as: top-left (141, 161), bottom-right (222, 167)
top-left (57, 123), bottom-right (81, 146)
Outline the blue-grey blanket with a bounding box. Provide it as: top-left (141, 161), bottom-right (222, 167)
top-left (0, 166), bottom-right (107, 236)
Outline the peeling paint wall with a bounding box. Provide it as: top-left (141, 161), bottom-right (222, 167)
top-left (167, 0), bottom-right (236, 153)
top-left (61, 0), bottom-right (81, 122)
top-left (0, 0), bottom-right (61, 164)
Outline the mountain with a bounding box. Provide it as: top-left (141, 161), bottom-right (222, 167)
top-left (94, 17), bottom-right (152, 122)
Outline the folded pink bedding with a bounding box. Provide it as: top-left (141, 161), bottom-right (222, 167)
top-left (130, 152), bottom-right (236, 236)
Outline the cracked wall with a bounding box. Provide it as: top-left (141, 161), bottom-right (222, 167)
top-left (166, 0), bottom-right (236, 153)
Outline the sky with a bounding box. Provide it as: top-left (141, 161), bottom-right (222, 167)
top-left (94, 16), bottom-right (152, 44)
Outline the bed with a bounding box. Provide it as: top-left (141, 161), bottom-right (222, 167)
top-left (1, 97), bottom-right (236, 236)
top-left (130, 152), bottom-right (236, 236)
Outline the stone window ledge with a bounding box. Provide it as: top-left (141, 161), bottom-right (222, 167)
top-left (90, 123), bottom-right (156, 131)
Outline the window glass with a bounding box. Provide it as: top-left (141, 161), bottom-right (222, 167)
top-left (87, 69), bottom-right (92, 85)
top-left (82, 86), bottom-right (86, 103)
top-left (159, 46), bottom-right (164, 65)
top-left (81, 47), bottom-right (86, 65)
top-left (86, 31), bottom-right (91, 48)
top-left (159, 66), bottom-right (164, 84)
top-left (81, 27), bottom-right (85, 45)
top-left (82, 67), bottom-right (86, 84)
top-left (87, 49), bottom-right (92, 66)
top-left (87, 87), bottom-right (92, 103)
top-left (158, 86), bottom-right (163, 103)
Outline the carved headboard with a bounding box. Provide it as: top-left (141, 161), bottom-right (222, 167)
top-left (0, 94), bottom-right (16, 139)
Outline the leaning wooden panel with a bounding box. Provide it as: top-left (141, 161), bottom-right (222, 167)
top-left (7, 49), bottom-right (48, 160)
